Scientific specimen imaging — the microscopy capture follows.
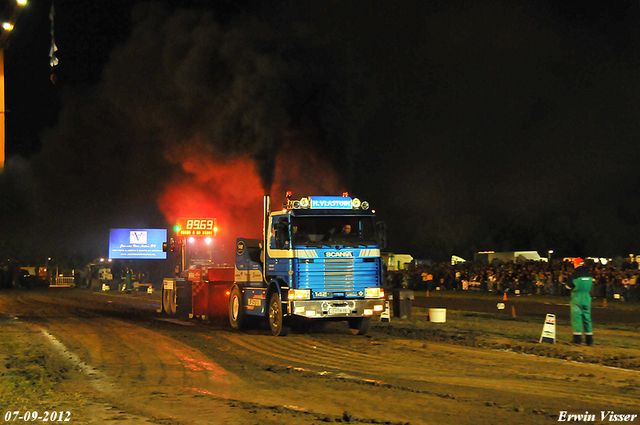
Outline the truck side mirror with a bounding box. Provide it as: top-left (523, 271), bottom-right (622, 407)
top-left (375, 222), bottom-right (387, 250)
top-left (163, 238), bottom-right (176, 252)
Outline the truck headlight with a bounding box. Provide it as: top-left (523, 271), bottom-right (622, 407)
top-left (288, 289), bottom-right (311, 300)
top-left (365, 287), bottom-right (383, 298)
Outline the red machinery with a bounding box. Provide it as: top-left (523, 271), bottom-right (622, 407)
top-left (160, 218), bottom-right (233, 319)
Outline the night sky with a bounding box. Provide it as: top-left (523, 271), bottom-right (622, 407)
top-left (1, 0), bottom-right (640, 267)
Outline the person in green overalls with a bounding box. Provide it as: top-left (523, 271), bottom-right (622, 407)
top-left (565, 258), bottom-right (593, 346)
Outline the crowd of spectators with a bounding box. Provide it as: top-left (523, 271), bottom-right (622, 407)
top-left (386, 257), bottom-right (640, 301)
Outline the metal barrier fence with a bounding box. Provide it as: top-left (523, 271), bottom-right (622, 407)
top-left (55, 276), bottom-right (75, 286)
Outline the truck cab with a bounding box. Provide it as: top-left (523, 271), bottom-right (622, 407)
top-left (230, 193), bottom-right (387, 336)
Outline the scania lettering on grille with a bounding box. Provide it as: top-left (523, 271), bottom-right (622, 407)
top-left (325, 251), bottom-right (354, 258)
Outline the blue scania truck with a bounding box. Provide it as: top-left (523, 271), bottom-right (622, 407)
top-left (229, 192), bottom-right (387, 336)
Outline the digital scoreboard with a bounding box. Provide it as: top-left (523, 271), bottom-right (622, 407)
top-left (176, 218), bottom-right (217, 236)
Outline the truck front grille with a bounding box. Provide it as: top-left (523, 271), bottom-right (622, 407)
top-left (324, 258), bottom-right (354, 289)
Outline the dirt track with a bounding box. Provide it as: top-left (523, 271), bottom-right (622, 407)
top-left (0, 288), bottom-right (639, 424)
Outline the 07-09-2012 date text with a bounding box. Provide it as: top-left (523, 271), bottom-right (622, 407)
top-left (3, 411), bottom-right (70, 422)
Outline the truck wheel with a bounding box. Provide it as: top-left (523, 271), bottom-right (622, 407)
top-left (348, 317), bottom-right (371, 335)
top-left (162, 287), bottom-right (176, 315)
top-left (268, 292), bottom-right (290, 336)
top-left (229, 286), bottom-right (246, 330)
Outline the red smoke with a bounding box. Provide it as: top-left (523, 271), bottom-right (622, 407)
top-left (157, 155), bottom-right (264, 263)
top-left (157, 134), bottom-right (343, 263)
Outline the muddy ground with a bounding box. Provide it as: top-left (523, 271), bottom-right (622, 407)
top-left (0, 288), bottom-right (638, 425)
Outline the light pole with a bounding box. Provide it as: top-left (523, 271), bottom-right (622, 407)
top-left (0, 0), bottom-right (27, 170)
top-left (548, 250), bottom-right (553, 263)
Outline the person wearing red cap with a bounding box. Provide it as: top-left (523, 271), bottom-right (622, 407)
top-left (565, 258), bottom-right (593, 345)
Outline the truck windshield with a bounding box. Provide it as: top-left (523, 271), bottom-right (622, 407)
top-left (291, 216), bottom-right (376, 247)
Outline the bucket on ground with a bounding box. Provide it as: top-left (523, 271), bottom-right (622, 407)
top-left (429, 308), bottom-right (446, 323)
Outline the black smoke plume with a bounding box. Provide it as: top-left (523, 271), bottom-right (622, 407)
top-left (0, 2), bottom-right (366, 265)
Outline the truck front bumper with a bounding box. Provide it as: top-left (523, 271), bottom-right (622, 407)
top-left (288, 298), bottom-right (385, 319)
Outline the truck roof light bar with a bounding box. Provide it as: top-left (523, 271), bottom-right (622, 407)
top-left (283, 193), bottom-right (371, 210)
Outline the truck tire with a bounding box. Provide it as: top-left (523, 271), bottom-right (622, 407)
top-left (268, 292), bottom-right (290, 336)
top-left (229, 286), bottom-right (246, 330)
top-left (162, 287), bottom-right (176, 315)
top-left (348, 317), bottom-right (371, 335)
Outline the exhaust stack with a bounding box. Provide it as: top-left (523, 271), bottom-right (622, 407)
top-left (263, 194), bottom-right (271, 269)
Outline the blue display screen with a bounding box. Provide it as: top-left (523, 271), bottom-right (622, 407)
top-left (109, 228), bottom-right (167, 259)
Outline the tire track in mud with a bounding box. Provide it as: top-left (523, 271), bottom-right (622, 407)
top-left (216, 330), bottom-right (640, 413)
top-left (46, 316), bottom-right (279, 423)
top-left (4, 293), bottom-right (342, 421)
top-left (7, 293), bottom-right (173, 388)
top-left (212, 331), bottom-right (574, 424)
top-left (5, 290), bottom-right (640, 425)
top-left (0, 299), bottom-right (509, 425)
top-left (219, 332), bottom-right (428, 376)
top-left (217, 331), bottom-right (534, 402)
top-left (2, 292), bottom-right (280, 422)
top-left (217, 331), bottom-right (531, 385)
top-left (8, 294), bottom-right (144, 382)
top-left (4, 291), bottom-right (414, 424)
top-left (53, 317), bottom-right (421, 424)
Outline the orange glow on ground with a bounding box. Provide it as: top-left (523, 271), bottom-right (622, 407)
top-left (174, 350), bottom-right (230, 378)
